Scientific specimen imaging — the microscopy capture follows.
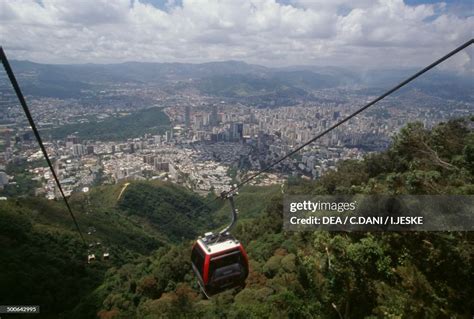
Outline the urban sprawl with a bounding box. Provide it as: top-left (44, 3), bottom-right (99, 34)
top-left (0, 79), bottom-right (471, 199)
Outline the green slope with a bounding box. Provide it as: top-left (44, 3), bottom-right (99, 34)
top-left (89, 118), bottom-right (473, 318)
top-left (116, 181), bottom-right (217, 241)
top-left (212, 185), bottom-right (281, 227)
top-left (0, 181), bottom-right (213, 318)
top-left (44, 107), bottom-right (170, 141)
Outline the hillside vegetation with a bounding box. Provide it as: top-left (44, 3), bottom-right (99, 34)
top-left (0, 181), bottom-right (212, 318)
top-left (44, 107), bottom-right (170, 141)
top-left (117, 182), bottom-right (217, 241)
top-left (89, 118), bottom-right (474, 318)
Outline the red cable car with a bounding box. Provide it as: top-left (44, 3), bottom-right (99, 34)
top-left (191, 192), bottom-right (249, 297)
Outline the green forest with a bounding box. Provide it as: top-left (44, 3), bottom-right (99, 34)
top-left (43, 107), bottom-right (170, 141)
top-left (0, 118), bottom-right (473, 318)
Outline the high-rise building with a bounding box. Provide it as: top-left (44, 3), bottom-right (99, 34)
top-left (66, 135), bottom-right (79, 148)
top-left (249, 112), bottom-right (257, 124)
top-left (72, 144), bottom-right (85, 157)
top-left (185, 105), bottom-right (191, 128)
top-left (210, 104), bottom-right (218, 126)
top-left (143, 155), bottom-right (155, 165)
top-left (154, 135), bottom-right (161, 144)
top-left (154, 159), bottom-right (169, 172)
top-left (193, 114), bottom-right (203, 130)
top-left (203, 114), bottom-right (209, 126)
top-left (165, 131), bottom-right (172, 142)
top-left (231, 123), bottom-right (244, 141)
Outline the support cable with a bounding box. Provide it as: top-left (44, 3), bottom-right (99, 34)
top-left (1, 47), bottom-right (86, 246)
top-left (192, 39), bottom-right (474, 214)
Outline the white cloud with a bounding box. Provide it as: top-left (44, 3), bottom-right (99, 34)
top-left (0, 0), bottom-right (472, 70)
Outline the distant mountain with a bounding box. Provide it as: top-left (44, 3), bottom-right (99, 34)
top-left (277, 65), bottom-right (360, 85)
top-left (9, 59), bottom-right (268, 85)
top-left (7, 60), bottom-right (473, 102)
top-left (272, 70), bottom-right (340, 90)
top-left (7, 60), bottom-right (338, 97)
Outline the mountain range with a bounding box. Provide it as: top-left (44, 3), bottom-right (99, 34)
top-left (5, 60), bottom-right (473, 103)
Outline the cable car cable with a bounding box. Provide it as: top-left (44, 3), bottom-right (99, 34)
top-left (229, 38), bottom-right (474, 193)
top-left (192, 38), bottom-right (473, 296)
top-left (0, 47), bottom-right (87, 246)
top-left (1, 39), bottom-right (471, 247)
top-left (191, 38), bottom-right (473, 212)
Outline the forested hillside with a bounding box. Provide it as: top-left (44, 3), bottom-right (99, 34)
top-left (88, 118), bottom-right (474, 318)
top-left (0, 181), bottom-right (213, 318)
top-left (0, 118), bottom-right (473, 318)
top-left (44, 107), bottom-right (170, 141)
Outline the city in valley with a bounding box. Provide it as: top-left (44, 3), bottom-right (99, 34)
top-left (0, 62), bottom-right (472, 199)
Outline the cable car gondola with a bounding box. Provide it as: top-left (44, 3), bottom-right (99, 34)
top-left (191, 192), bottom-right (249, 297)
top-left (87, 254), bottom-right (96, 264)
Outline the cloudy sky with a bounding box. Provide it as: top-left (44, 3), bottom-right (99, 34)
top-left (1, 0), bottom-right (473, 70)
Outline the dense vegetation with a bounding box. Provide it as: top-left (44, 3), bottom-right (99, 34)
top-left (0, 119), bottom-right (472, 318)
top-left (0, 159), bottom-right (43, 197)
top-left (44, 107), bottom-right (170, 141)
top-left (0, 181), bottom-right (211, 318)
top-left (117, 182), bottom-right (217, 241)
top-left (89, 118), bottom-right (474, 318)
